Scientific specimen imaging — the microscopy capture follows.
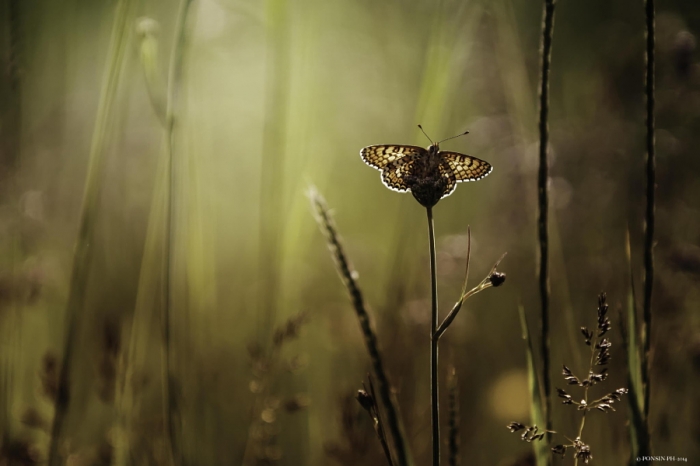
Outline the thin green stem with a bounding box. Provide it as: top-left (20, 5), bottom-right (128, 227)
top-left (0, 0), bottom-right (22, 441)
top-left (642, 0), bottom-right (655, 458)
top-left (434, 279), bottom-right (491, 341)
top-left (161, 1), bottom-right (194, 464)
top-left (573, 333), bottom-right (597, 466)
top-left (259, 0), bottom-right (290, 341)
top-left (434, 250), bottom-right (505, 341)
top-left (47, 1), bottom-right (133, 463)
top-left (367, 376), bottom-right (397, 466)
top-left (538, 0), bottom-right (556, 454)
top-left (427, 207), bottom-right (439, 466)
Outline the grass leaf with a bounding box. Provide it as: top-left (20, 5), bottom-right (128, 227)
top-left (517, 304), bottom-right (548, 466)
top-left (623, 229), bottom-right (649, 464)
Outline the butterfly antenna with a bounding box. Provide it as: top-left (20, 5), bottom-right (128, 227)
top-left (418, 124), bottom-right (435, 145)
top-left (438, 130), bottom-right (470, 144)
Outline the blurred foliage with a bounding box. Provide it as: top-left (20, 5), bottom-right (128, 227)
top-left (0, 0), bottom-right (699, 465)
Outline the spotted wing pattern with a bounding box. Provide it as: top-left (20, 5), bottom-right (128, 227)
top-left (381, 157), bottom-right (414, 192)
top-left (437, 163), bottom-right (458, 198)
top-left (440, 152), bottom-right (493, 182)
top-left (360, 145), bottom-right (426, 170)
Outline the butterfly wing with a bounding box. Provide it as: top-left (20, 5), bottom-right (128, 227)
top-left (439, 151), bottom-right (493, 182)
top-left (381, 157), bottom-right (414, 192)
top-left (437, 163), bottom-right (458, 198)
top-left (360, 145), bottom-right (427, 170)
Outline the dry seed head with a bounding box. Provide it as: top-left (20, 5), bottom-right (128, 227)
top-left (489, 271), bottom-right (506, 287)
top-left (595, 338), bottom-right (612, 365)
top-left (355, 389), bottom-right (374, 413)
top-left (588, 368), bottom-right (608, 385)
top-left (597, 293), bottom-right (611, 336)
top-left (562, 365), bottom-right (580, 385)
top-left (552, 444), bottom-right (568, 457)
top-left (506, 422), bottom-right (525, 433)
top-left (574, 441), bottom-right (592, 464)
top-left (580, 326), bottom-right (593, 345)
top-left (556, 388), bottom-right (573, 404)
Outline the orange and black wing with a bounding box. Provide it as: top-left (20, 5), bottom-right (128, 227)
top-left (439, 151), bottom-right (493, 182)
top-left (360, 144), bottom-right (426, 170)
top-left (381, 157), bottom-right (414, 192)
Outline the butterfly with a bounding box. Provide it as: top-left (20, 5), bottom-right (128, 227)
top-left (360, 127), bottom-right (493, 207)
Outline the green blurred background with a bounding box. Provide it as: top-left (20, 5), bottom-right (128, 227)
top-left (0, 0), bottom-right (699, 464)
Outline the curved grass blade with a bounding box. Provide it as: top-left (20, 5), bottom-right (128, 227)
top-left (623, 229), bottom-right (650, 464)
top-left (517, 304), bottom-right (548, 466)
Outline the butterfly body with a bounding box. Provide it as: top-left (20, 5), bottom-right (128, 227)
top-left (360, 142), bottom-right (492, 207)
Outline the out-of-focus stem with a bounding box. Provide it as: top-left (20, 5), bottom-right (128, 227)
top-left (641, 0), bottom-right (655, 460)
top-left (47, 1), bottom-right (134, 464)
top-left (537, 0), bottom-right (556, 456)
top-left (161, 0), bottom-right (194, 464)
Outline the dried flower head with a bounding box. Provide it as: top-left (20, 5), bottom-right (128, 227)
top-left (595, 338), bottom-right (611, 366)
top-left (489, 271), bottom-right (506, 287)
top-left (580, 326), bottom-right (593, 345)
top-left (574, 439), bottom-right (592, 464)
top-left (505, 423), bottom-right (553, 442)
top-left (557, 388), bottom-right (573, 405)
top-left (355, 389), bottom-right (374, 413)
top-left (597, 293), bottom-right (611, 337)
top-left (551, 444), bottom-right (568, 457)
top-left (506, 421), bottom-right (525, 433)
top-left (562, 365), bottom-right (580, 385)
top-left (508, 292), bottom-right (628, 464)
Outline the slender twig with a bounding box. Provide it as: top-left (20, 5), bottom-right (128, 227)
top-left (573, 339), bottom-right (597, 466)
top-left (619, 301), bottom-right (649, 466)
top-left (161, 0), bottom-right (194, 464)
top-left (538, 0), bottom-right (556, 452)
top-left (434, 252), bottom-right (506, 341)
top-left (641, 0), bottom-right (655, 455)
top-left (0, 0), bottom-right (22, 439)
top-left (366, 376), bottom-right (396, 466)
top-left (47, 1), bottom-right (134, 464)
top-left (310, 188), bottom-right (411, 466)
top-left (427, 207), bottom-right (440, 466)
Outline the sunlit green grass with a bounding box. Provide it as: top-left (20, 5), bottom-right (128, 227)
top-left (0, 0), bottom-right (697, 465)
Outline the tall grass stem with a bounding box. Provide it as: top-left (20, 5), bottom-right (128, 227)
top-left (161, 0), bottom-right (194, 464)
top-left (259, 0), bottom-right (290, 341)
top-left (310, 189), bottom-right (412, 466)
top-left (641, 0), bottom-right (655, 460)
top-left (0, 0), bottom-right (22, 441)
top-left (427, 206), bottom-right (439, 466)
top-left (537, 0), bottom-right (555, 454)
top-left (47, 1), bottom-right (135, 464)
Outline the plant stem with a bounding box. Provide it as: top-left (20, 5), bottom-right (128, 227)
top-left (0, 0), bottom-right (22, 441)
top-left (161, 0), bottom-right (194, 464)
top-left (642, 0), bottom-right (655, 450)
top-left (47, 1), bottom-right (133, 463)
top-left (538, 0), bottom-right (556, 454)
top-left (259, 0), bottom-right (290, 341)
top-left (310, 189), bottom-right (412, 466)
top-left (427, 206), bottom-right (440, 466)
top-left (367, 376), bottom-right (397, 466)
